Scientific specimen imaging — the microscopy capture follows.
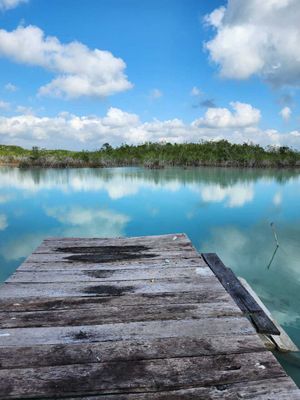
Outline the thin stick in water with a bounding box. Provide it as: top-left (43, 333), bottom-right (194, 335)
top-left (270, 222), bottom-right (279, 247)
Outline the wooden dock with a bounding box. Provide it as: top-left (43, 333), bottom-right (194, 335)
top-left (0, 233), bottom-right (299, 399)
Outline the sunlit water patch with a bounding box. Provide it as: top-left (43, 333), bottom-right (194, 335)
top-left (0, 166), bottom-right (300, 384)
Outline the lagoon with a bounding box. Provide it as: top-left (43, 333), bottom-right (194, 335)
top-left (0, 166), bottom-right (300, 385)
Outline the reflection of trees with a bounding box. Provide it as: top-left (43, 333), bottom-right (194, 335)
top-left (1, 166), bottom-right (299, 190)
top-left (125, 167), bottom-right (300, 186)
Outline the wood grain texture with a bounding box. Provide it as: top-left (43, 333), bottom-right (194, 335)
top-left (0, 290), bottom-right (232, 312)
top-left (7, 265), bottom-right (214, 283)
top-left (202, 253), bottom-right (280, 335)
top-left (17, 257), bottom-right (207, 272)
top-left (0, 334), bottom-right (266, 369)
top-left (25, 249), bottom-right (199, 263)
top-left (0, 233), bottom-right (298, 399)
top-left (0, 301), bottom-right (242, 328)
top-left (62, 378), bottom-right (300, 400)
top-left (0, 352), bottom-right (287, 399)
top-left (0, 317), bottom-right (256, 347)
top-left (0, 277), bottom-right (222, 298)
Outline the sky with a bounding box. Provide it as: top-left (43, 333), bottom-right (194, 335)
top-left (0, 0), bottom-right (300, 150)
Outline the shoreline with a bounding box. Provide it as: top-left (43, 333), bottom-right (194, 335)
top-left (1, 160), bottom-right (300, 170)
top-left (1, 141), bottom-right (300, 169)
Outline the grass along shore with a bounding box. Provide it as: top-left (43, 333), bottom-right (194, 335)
top-left (1, 141), bottom-right (300, 169)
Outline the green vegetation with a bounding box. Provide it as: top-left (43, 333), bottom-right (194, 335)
top-left (1, 141), bottom-right (300, 168)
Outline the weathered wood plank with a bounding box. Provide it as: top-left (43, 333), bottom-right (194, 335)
top-left (18, 257), bottom-right (206, 272)
top-left (62, 377), bottom-right (300, 399)
top-left (6, 266), bottom-right (214, 283)
top-left (202, 253), bottom-right (280, 335)
top-left (1, 234), bottom-right (298, 399)
top-left (0, 317), bottom-right (256, 347)
top-left (35, 238), bottom-right (194, 253)
top-left (0, 352), bottom-right (286, 399)
top-left (0, 277), bottom-right (222, 298)
top-left (0, 290), bottom-right (232, 312)
top-left (39, 233), bottom-right (190, 248)
top-left (0, 334), bottom-right (266, 369)
top-left (43, 233), bottom-right (189, 241)
top-left (0, 301), bottom-right (241, 329)
top-left (25, 249), bottom-right (199, 263)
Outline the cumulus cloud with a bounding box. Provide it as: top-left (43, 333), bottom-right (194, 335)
top-left (0, 0), bottom-right (27, 11)
top-left (205, 0), bottom-right (300, 86)
top-left (0, 25), bottom-right (132, 98)
top-left (0, 103), bottom-right (300, 149)
top-left (280, 106), bottom-right (292, 121)
top-left (193, 102), bottom-right (261, 129)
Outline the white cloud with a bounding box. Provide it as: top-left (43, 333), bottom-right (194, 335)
top-left (0, 214), bottom-right (8, 230)
top-left (149, 88), bottom-right (163, 100)
top-left (45, 206), bottom-right (130, 237)
top-left (197, 183), bottom-right (254, 208)
top-left (205, 0), bottom-right (300, 86)
top-left (190, 86), bottom-right (201, 96)
top-left (280, 106), bottom-right (292, 121)
top-left (0, 100), bottom-right (10, 110)
top-left (4, 82), bottom-right (18, 92)
top-left (0, 25), bottom-right (132, 98)
top-left (16, 105), bottom-right (34, 115)
top-left (0, 103), bottom-right (300, 150)
top-left (204, 6), bottom-right (226, 28)
top-left (0, 0), bottom-right (27, 11)
top-left (102, 107), bottom-right (139, 128)
top-left (193, 102), bottom-right (261, 129)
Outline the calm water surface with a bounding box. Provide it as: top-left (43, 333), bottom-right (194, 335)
top-left (0, 166), bottom-right (300, 384)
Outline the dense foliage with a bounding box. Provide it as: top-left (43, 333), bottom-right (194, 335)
top-left (1, 141), bottom-right (300, 168)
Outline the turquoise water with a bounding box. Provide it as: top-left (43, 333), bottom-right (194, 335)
top-left (0, 166), bottom-right (300, 385)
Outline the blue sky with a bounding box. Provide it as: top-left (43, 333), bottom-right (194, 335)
top-left (0, 0), bottom-right (300, 149)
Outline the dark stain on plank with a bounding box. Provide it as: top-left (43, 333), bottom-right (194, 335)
top-left (73, 330), bottom-right (93, 341)
top-left (1, 235), bottom-right (298, 399)
top-left (66, 330), bottom-right (99, 343)
top-left (216, 384), bottom-right (229, 391)
top-left (84, 270), bottom-right (115, 279)
top-left (83, 285), bottom-right (134, 296)
top-left (55, 245), bottom-right (157, 263)
top-left (21, 296), bottom-right (113, 311)
top-left (43, 360), bottom-right (148, 396)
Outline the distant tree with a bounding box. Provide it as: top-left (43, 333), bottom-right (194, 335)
top-left (101, 143), bottom-right (112, 151)
top-left (31, 146), bottom-right (40, 160)
top-left (279, 146), bottom-right (290, 154)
